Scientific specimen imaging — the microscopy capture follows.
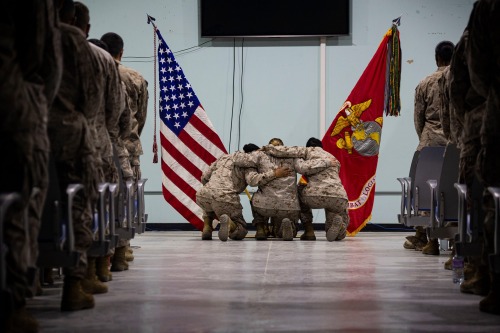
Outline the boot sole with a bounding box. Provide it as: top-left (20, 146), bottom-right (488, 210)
top-left (282, 219), bottom-right (293, 241)
top-left (218, 215), bottom-right (229, 242)
top-left (326, 223), bottom-right (340, 242)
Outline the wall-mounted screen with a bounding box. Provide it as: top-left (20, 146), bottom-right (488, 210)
top-left (200, 0), bottom-right (350, 38)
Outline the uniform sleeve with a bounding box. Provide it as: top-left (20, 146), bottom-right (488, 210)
top-left (262, 145), bottom-right (306, 158)
top-left (201, 159), bottom-right (218, 184)
top-left (136, 77), bottom-right (148, 136)
top-left (438, 69), bottom-right (451, 141)
top-left (414, 82), bottom-right (426, 139)
top-left (233, 151), bottom-right (258, 168)
top-left (244, 168), bottom-right (276, 187)
top-left (466, 1), bottom-right (492, 99)
top-left (294, 157), bottom-right (332, 176)
top-left (105, 60), bottom-right (123, 143)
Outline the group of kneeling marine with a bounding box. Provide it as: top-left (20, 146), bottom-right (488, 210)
top-left (196, 137), bottom-right (350, 242)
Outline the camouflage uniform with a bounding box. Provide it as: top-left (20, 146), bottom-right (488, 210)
top-left (448, 14), bottom-right (489, 297)
top-left (466, 0), bottom-right (500, 315)
top-left (115, 81), bottom-right (134, 182)
top-left (48, 23), bottom-right (100, 280)
top-left (265, 145), bottom-right (348, 239)
top-left (414, 66), bottom-right (449, 151)
top-left (235, 147), bottom-right (331, 237)
top-left (298, 147), bottom-right (348, 238)
top-left (439, 66), bottom-right (462, 146)
top-left (0, 0), bottom-right (62, 315)
top-left (449, 29), bottom-right (485, 189)
top-left (88, 43), bottom-right (123, 185)
top-left (196, 153), bottom-right (253, 239)
top-left (118, 64), bottom-right (148, 182)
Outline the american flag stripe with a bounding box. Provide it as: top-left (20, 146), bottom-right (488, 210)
top-left (161, 150), bottom-right (200, 194)
top-left (160, 129), bottom-right (204, 180)
top-left (189, 107), bottom-right (226, 152)
top-left (161, 159), bottom-right (198, 199)
top-left (156, 27), bottom-right (227, 230)
top-left (162, 186), bottom-right (203, 229)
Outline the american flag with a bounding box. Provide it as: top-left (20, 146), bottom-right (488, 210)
top-left (156, 28), bottom-right (227, 230)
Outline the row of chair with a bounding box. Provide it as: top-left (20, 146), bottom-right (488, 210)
top-left (0, 155), bottom-right (148, 309)
top-left (396, 144), bottom-right (499, 268)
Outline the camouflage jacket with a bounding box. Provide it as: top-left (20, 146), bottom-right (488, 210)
top-left (449, 29), bottom-right (486, 158)
top-left (234, 146), bottom-right (331, 211)
top-left (467, 0), bottom-right (500, 145)
top-left (198, 153), bottom-right (249, 204)
top-left (264, 145), bottom-right (347, 199)
top-left (118, 64), bottom-right (148, 163)
top-left (414, 66), bottom-right (449, 151)
top-left (89, 43), bottom-right (123, 159)
top-left (438, 66), bottom-right (462, 147)
top-left (0, 0), bottom-right (62, 198)
top-left (0, 0), bottom-right (62, 156)
top-left (48, 24), bottom-right (99, 196)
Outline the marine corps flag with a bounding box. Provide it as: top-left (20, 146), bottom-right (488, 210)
top-left (322, 19), bottom-right (401, 236)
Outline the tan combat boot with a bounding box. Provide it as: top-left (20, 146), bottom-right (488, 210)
top-left (201, 216), bottom-right (213, 240)
top-left (81, 257), bottom-right (108, 294)
top-left (300, 222), bottom-right (316, 241)
top-left (422, 238), bottom-right (440, 255)
top-left (461, 263), bottom-right (490, 296)
top-left (218, 214), bottom-right (237, 242)
top-left (96, 255), bottom-right (113, 282)
top-left (230, 224), bottom-right (248, 240)
top-left (255, 222), bottom-right (267, 240)
top-left (60, 277), bottom-right (95, 311)
top-left (111, 246), bottom-right (129, 272)
top-left (326, 216), bottom-right (342, 242)
top-left (125, 245), bottom-right (134, 262)
top-left (281, 218), bottom-right (294, 241)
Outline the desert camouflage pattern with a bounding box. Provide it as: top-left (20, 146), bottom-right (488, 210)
top-left (449, 30), bottom-right (486, 160)
top-left (118, 64), bottom-right (148, 167)
top-left (48, 23), bottom-right (100, 279)
top-left (438, 66), bottom-right (462, 146)
top-left (414, 66), bottom-right (449, 151)
top-left (236, 146), bottom-right (331, 211)
top-left (467, 0), bottom-right (500, 268)
top-left (0, 0), bottom-right (62, 309)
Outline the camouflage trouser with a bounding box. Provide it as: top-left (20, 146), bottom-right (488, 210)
top-left (130, 155), bottom-right (141, 182)
top-left (476, 145), bottom-right (500, 264)
top-left (196, 196), bottom-right (247, 228)
top-left (56, 159), bottom-right (94, 280)
top-left (252, 206), bottom-right (299, 237)
top-left (300, 195), bottom-right (348, 230)
top-left (119, 155), bottom-right (134, 181)
top-left (3, 149), bottom-right (48, 309)
top-left (101, 156), bottom-right (119, 255)
top-left (102, 156), bottom-right (119, 186)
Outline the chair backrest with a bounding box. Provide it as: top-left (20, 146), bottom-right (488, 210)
top-left (437, 144), bottom-right (460, 221)
top-left (409, 150), bottom-right (420, 179)
top-left (412, 146), bottom-right (446, 211)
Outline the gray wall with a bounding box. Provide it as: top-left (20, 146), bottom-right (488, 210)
top-left (85, 0), bottom-right (474, 225)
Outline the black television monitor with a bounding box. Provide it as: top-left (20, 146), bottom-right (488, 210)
top-left (200, 0), bottom-right (350, 38)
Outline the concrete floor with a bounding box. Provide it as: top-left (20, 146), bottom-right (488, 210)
top-left (29, 231), bottom-right (500, 332)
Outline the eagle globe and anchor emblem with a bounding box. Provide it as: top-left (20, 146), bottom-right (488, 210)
top-left (331, 99), bottom-right (383, 156)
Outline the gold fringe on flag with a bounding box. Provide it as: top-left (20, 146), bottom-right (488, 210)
top-left (384, 17), bottom-right (402, 117)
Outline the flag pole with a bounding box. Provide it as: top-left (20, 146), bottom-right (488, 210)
top-left (147, 14), bottom-right (159, 163)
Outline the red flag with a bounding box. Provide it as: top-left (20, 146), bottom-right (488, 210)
top-left (322, 23), bottom-right (401, 236)
top-left (155, 28), bottom-right (227, 231)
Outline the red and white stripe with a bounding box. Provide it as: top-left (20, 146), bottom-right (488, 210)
top-left (160, 105), bottom-right (226, 230)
